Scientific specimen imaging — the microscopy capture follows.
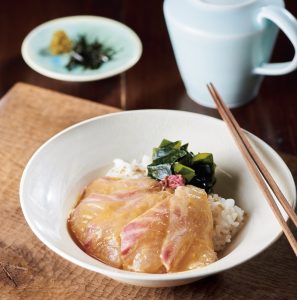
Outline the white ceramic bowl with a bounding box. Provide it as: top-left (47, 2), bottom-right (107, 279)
top-left (20, 110), bottom-right (296, 287)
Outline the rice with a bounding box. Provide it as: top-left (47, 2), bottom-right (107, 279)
top-left (208, 194), bottom-right (245, 251)
top-left (106, 155), bottom-right (150, 178)
top-left (106, 156), bottom-right (245, 252)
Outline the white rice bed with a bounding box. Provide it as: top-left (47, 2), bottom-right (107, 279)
top-left (106, 157), bottom-right (245, 252)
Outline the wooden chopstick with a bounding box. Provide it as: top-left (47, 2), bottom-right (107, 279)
top-left (208, 84), bottom-right (297, 227)
top-left (207, 83), bottom-right (297, 256)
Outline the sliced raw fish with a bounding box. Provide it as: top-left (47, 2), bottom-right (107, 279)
top-left (160, 185), bottom-right (217, 272)
top-left (69, 186), bottom-right (170, 268)
top-left (121, 199), bottom-right (170, 273)
top-left (69, 177), bottom-right (217, 272)
top-left (83, 176), bottom-right (161, 197)
top-left (69, 191), bottom-right (134, 267)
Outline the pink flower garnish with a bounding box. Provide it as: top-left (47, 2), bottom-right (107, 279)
top-left (161, 174), bottom-right (185, 189)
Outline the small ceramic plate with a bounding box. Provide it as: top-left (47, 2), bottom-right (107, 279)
top-left (21, 16), bottom-right (142, 81)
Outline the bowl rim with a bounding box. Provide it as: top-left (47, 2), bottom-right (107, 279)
top-left (21, 15), bottom-right (142, 82)
top-left (19, 109), bottom-right (297, 281)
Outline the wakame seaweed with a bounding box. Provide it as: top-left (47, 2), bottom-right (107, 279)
top-left (147, 139), bottom-right (216, 193)
top-left (66, 35), bottom-right (115, 70)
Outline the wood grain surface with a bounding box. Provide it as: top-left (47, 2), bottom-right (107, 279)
top-left (0, 83), bottom-right (296, 300)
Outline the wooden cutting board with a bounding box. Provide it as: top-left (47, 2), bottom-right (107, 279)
top-left (0, 83), bottom-right (296, 300)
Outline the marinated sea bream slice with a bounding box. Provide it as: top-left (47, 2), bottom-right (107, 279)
top-left (160, 185), bottom-right (217, 272)
top-left (120, 199), bottom-right (170, 273)
top-left (69, 191), bottom-right (131, 266)
top-left (69, 179), bottom-right (169, 268)
top-left (83, 176), bottom-right (160, 197)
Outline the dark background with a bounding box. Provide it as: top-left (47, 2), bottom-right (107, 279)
top-left (1, 0), bottom-right (297, 154)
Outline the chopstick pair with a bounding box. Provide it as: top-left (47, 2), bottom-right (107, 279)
top-left (207, 83), bottom-right (297, 256)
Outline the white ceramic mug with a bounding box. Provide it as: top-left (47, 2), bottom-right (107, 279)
top-left (164, 0), bottom-right (297, 108)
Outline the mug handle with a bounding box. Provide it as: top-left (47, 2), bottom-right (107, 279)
top-left (254, 6), bottom-right (297, 76)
